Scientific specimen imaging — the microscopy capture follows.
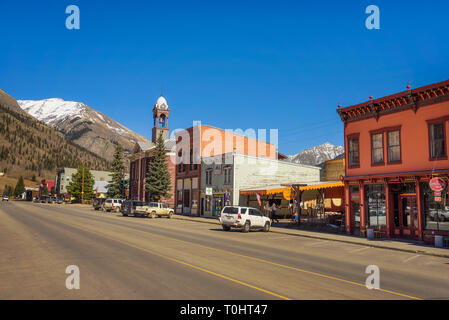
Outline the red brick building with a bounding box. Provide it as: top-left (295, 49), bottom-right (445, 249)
top-left (338, 79), bottom-right (449, 243)
top-left (128, 95), bottom-right (176, 208)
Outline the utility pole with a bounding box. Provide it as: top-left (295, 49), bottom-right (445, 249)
top-left (81, 166), bottom-right (84, 204)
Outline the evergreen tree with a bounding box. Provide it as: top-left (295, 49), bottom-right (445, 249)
top-left (41, 180), bottom-right (49, 196)
top-left (106, 144), bottom-right (126, 198)
top-left (6, 185), bottom-right (13, 197)
top-left (66, 166), bottom-right (95, 200)
top-left (145, 133), bottom-right (172, 201)
top-left (14, 176), bottom-right (26, 197)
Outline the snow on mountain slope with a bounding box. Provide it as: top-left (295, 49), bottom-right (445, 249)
top-left (17, 98), bottom-right (151, 161)
top-left (287, 142), bottom-right (344, 166)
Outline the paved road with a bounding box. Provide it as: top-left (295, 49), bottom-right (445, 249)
top-left (1, 201), bottom-right (449, 300)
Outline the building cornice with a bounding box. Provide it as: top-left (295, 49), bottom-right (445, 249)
top-left (337, 79), bottom-right (449, 123)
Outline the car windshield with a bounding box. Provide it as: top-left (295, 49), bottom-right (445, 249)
top-left (222, 207), bottom-right (239, 214)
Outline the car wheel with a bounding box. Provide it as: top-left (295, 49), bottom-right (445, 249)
top-left (168, 212), bottom-right (173, 219)
top-left (263, 222), bottom-right (270, 232)
top-left (242, 221), bottom-right (250, 233)
top-left (150, 211), bottom-right (156, 219)
top-left (115, 207), bottom-right (120, 212)
top-left (222, 225), bottom-right (231, 231)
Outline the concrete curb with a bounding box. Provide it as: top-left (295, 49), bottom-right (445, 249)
top-left (173, 215), bottom-right (449, 259)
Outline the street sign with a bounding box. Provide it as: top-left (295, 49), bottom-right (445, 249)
top-left (429, 178), bottom-right (447, 192)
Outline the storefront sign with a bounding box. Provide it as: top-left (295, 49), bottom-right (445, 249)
top-left (429, 178), bottom-right (447, 192)
top-left (206, 187), bottom-right (213, 196)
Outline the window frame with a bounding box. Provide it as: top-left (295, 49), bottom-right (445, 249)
top-left (223, 165), bottom-right (232, 185)
top-left (427, 119), bottom-right (448, 161)
top-left (370, 131), bottom-right (385, 166)
top-left (386, 127), bottom-right (402, 164)
top-left (347, 133), bottom-right (360, 169)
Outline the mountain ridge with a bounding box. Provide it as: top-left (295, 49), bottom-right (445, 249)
top-left (287, 142), bottom-right (344, 166)
top-left (0, 89), bottom-right (110, 180)
top-left (18, 98), bottom-right (151, 162)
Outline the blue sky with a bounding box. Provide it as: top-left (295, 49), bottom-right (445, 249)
top-left (1, 0), bottom-right (449, 155)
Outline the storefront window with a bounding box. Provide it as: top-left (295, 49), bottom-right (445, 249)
top-left (421, 182), bottom-right (449, 231)
top-left (177, 190), bottom-right (182, 207)
top-left (349, 185), bottom-right (360, 200)
top-left (365, 184), bottom-right (386, 228)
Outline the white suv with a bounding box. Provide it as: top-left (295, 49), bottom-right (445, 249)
top-left (103, 198), bottom-right (123, 212)
top-left (219, 206), bottom-right (271, 232)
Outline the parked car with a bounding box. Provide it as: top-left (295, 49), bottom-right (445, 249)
top-left (121, 200), bottom-right (151, 217)
top-left (39, 195), bottom-right (51, 203)
top-left (55, 197), bottom-right (64, 204)
top-left (146, 202), bottom-right (174, 219)
top-left (2, 195), bottom-right (9, 201)
top-left (219, 206), bottom-right (271, 232)
top-left (103, 198), bottom-right (123, 212)
top-left (92, 198), bottom-right (106, 211)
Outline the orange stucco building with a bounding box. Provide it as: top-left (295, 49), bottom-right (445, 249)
top-left (338, 79), bottom-right (449, 243)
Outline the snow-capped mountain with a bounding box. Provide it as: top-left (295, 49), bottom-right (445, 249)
top-left (287, 142), bottom-right (344, 166)
top-left (18, 98), bottom-right (151, 161)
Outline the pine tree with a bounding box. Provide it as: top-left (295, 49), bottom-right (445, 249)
top-left (41, 180), bottom-right (49, 196)
top-left (14, 176), bottom-right (26, 197)
top-left (66, 166), bottom-right (95, 201)
top-left (145, 133), bottom-right (172, 201)
top-left (106, 144), bottom-right (126, 198)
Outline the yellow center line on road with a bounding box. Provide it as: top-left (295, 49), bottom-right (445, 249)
top-left (12, 203), bottom-right (423, 300)
top-left (78, 214), bottom-right (422, 300)
top-left (0, 205), bottom-right (290, 300)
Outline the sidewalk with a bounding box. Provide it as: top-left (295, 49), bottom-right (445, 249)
top-left (173, 214), bottom-right (449, 258)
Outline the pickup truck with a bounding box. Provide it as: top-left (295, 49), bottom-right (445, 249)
top-left (121, 200), bottom-right (151, 217)
top-left (146, 202), bottom-right (174, 219)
